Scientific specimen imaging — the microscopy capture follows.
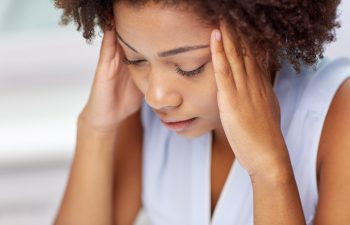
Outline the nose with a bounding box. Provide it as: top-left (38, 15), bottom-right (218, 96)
top-left (144, 69), bottom-right (182, 111)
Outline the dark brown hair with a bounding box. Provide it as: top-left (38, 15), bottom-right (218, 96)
top-left (55, 0), bottom-right (341, 73)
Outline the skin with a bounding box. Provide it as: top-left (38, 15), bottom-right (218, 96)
top-left (112, 1), bottom-right (350, 224)
top-left (114, 3), bottom-right (224, 139)
top-left (211, 23), bottom-right (305, 223)
top-left (54, 1), bottom-right (350, 225)
top-left (114, 2), bottom-right (234, 214)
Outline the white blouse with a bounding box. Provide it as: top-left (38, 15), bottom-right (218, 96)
top-left (140, 57), bottom-right (350, 225)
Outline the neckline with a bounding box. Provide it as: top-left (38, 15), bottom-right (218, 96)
top-left (207, 131), bottom-right (237, 224)
top-left (191, 69), bottom-right (282, 224)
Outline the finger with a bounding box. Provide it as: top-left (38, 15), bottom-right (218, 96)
top-left (241, 39), bottom-right (260, 75)
top-left (210, 29), bottom-right (237, 93)
top-left (220, 20), bottom-right (247, 87)
top-left (93, 24), bottom-right (121, 84)
top-left (241, 40), bottom-right (266, 88)
top-left (99, 24), bottom-right (117, 64)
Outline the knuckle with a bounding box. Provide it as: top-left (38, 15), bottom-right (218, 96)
top-left (216, 45), bottom-right (225, 54)
top-left (217, 65), bottom-right (232, 77)
top-left (226, 46), bottom-right (239, 57)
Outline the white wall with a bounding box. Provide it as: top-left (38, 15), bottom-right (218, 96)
top-left (324, 0), bottom-right (350, 59)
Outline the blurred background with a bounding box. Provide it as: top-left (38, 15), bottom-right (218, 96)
top-left (0, 0), bottom-right (349, 224)
top-left (0, 0), bottom-right (100, 224)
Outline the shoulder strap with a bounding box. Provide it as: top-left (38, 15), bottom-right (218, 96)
top-left (302, 57), bottom-right (350, 115)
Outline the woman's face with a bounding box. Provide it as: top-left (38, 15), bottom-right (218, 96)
top-left (114, 2), bottom-right (221, 138)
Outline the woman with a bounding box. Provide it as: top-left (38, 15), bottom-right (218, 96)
top-left (53, 0), bottom-right (350, 224)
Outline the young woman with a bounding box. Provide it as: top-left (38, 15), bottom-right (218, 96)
top-left (53, 0), bottom-right (350, 224)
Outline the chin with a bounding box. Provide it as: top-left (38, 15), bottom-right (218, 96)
top-left (174, 127), bottom-right (212, 139)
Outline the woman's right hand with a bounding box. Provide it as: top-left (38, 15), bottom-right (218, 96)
top-left (79, 22), bottom-right (143, 131)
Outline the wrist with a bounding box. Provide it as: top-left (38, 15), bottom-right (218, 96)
top-left (76, 119), bottom-right (119, 155)
top-left (76, 117), bottom-right (120, 149)
top-left (250, 158), bottom-right (294, 187)
top-left (248, 141), bottom-right (292, 183)
top-left (77, 114), bottom-right (121, 134)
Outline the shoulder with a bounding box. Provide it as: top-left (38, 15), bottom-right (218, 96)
top-left (318, 76), bottom-right (350, 172)
top-left (314, 72), bottom-right (350, 223)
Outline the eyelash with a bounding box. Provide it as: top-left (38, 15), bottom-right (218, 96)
top-left (122, 57), bottom-right (205, 77)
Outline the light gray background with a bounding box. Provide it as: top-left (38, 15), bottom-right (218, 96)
top-left (0, 0), bottom-right (349, 224)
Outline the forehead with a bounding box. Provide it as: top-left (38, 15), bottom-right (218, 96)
top-left (113, 2), bottom-right (215, 52)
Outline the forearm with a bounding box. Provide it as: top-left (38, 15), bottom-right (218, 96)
top-left (54, 119), bottom-right (118, 225)
top-left (251, 157), bottom-right (306, 225)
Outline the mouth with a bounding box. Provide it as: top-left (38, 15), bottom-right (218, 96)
top-left (160, 117), bottom-right (197, 132)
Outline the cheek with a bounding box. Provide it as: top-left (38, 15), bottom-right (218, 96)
top-left (200, 65), bottom-right (218, 104)
top-left (201, 85), bottom-right (219, 115)
top-left (186, 69), bottom-right (219, 114)
top-left (128, 68), bottom-right (148, 94)
top-left (201, 68), bottom-right (220, 115)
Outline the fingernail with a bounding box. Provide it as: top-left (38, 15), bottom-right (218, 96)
top-left (215, 30), bottom-right (221, 41)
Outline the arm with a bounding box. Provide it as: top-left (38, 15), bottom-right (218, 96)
top-left (54, 24), bottom-right (143, 225)
top-left (53, 118), bottom-right (118, 225)
top-left (210, 18), bottom-right (350, 225)
top-left (54, 110), bottom-right (142, 225)
top-left (313, 77), bottom-right (350, 224)
top-left (251, 77), bottom-right (350, 225)
top-left (243, 76), bottom-right (350, 225)
top-left (113, 110), bottom-right (142, 225)
top-left (250, 155), bottom-right (306, 225)
top-left (210, 23), bottom-right (306, 225)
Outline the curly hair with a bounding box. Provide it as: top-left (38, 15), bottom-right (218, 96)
top-left (54, 0), bottom-right (341, 73)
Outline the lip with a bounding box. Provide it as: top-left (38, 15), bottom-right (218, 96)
top-left (160, 117), bottom-right (197, 132)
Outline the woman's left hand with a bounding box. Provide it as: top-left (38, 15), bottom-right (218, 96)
top-left (210, 21), bottom-right (289, 177)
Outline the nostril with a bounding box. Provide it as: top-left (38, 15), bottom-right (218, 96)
top-left (145, 89), bottom-right (182, 111)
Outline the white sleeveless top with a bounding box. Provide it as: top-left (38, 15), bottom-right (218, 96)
top-left (140, 57), bottom-right (350, 225)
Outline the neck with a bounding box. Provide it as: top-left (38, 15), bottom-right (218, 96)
top-left (212, 126), bottom-right (232, 155)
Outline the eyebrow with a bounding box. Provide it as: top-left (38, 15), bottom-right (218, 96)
top-left (116, 32), bottom-right (209, 57)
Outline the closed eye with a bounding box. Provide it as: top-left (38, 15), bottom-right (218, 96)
top-left (122, 57), bottom-right (146, 65)
top-left (175, 64), bottom-right (205, 77)
top-left (122, 56), bottom-right (205, 77)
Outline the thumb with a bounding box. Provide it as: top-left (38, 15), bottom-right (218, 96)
top-left (99, 24), bottom-right (118, 64)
